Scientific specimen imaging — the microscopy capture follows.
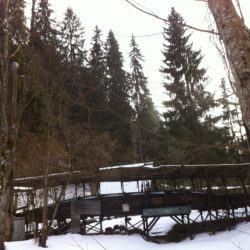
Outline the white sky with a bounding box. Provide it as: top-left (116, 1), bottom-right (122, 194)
top-left (26, 0), bottom-right (250, 114)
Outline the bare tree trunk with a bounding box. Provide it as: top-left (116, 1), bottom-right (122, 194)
top-left (39, 162), bottom-right (49, 247)
top-left (39, 102), bottom-right (52, 248)
top-left (0, 1), bottom-right (13, 249)
top-left (30, 0), bottom-right (37, 48)
top-left (208, 0), bottom-right (250, 133)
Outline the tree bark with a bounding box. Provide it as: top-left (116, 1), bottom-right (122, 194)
top-left (0, 1), bottom-right (13, 249)
top-left (208, 0), bottom-right (250, 132)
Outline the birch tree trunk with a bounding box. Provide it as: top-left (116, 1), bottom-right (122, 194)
top-left (208, 0), bottom-right (250, 132)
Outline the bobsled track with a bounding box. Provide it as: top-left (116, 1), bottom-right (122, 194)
top-left (14, 163), bottom-right (250, 239)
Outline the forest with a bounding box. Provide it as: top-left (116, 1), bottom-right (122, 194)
top-left (1, 0), bottom-right (250, 249)
top-left (1, 0), bottom-right (248, 180)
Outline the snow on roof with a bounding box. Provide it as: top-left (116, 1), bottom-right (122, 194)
top-left (99, 162), bottom-right (154, 170)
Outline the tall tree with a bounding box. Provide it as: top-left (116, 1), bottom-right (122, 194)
top-left (59, 7), bottom-right (86, 84)
top-left (128, 35), bottom-right (158, 162)
top-left (161, 8), bottom-right (214, 138)
top-left (58, 7), bottom-right (88, 127)
top-left (0, 0), bottom-right (27, 248)
top-left (88, 26), bottom-right (108, 129)
top-left (138, 97), bottom-right (161, 162)
top-left (161, 8), bottom-right (222, 163)
top-left (105, 30), bottom-right (135, 162)
top-left (29, 1), bottom-right (63, 247)
top-left (31, 0), bottom-right (56, 49)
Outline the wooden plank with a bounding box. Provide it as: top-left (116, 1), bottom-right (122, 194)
top-left (143, 206), bottom-right (191, 217)
top-left (14, 163), bottom-right (250, 188)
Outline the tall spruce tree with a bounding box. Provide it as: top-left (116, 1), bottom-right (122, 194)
top-left (161, 8), bottom-right (214, 139)
top-left (59, 7), bottom-right (86, 83)
top-left (89, 26), bottom-right (106, 89)
top-left (161, 8), bottom-right (219, 163)
top-left (129, 35), bottom-right (149, 110)
top-left (88, 26), bottom-right (108, 130)
top-left (26, 0), bottom-right (60, 132)
top-left (9, 0), bottom-right (27, 50)
top-left (105, 30), bottom-right (135, 162)
top-left (58, 7), bottom-right (88, 126)
top-left (128, 35), bottom-right (159, 162)
top-left (32, 0), bottom-right (56, 49)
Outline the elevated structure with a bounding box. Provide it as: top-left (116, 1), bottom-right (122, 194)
top-left (14, 163), bottom-right (250, 188)
top-left (14, 163), bottom-right (250, 239)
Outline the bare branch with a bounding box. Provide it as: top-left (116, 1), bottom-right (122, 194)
top-left (9, 44), bottom-right (23, 59)
top-left (124, 0), bottom-right (218, 35)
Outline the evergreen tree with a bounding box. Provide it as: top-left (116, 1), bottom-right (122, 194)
top-left (25, 0), bottom-right (61, 132)
top-left (128, 35), bottom-right (159, 162)
top-left (88, 26), bottom-right (108, 130)
top-left (32, 0), bottom-right (56, 49)
top-left (89, 26), bottom-right (106, 89)
top-left (129, 35), bottom-right (149, 111)
top-left (219, 78), bottom-right (248, 161)
top-left (105, 30), bottom-right (135, 162)
top-left (9, 0), bottom-right (27, 50)
top-left (58, 7), bottom-right (88, 127)
top-left (161, 8), bottom-right (214, 140)
top-left (59, 7), bottom-right (86, 82)
top-left (161, 8), bottom-right (223, 163)
top-left (139, 97), bottom-right (161, 162)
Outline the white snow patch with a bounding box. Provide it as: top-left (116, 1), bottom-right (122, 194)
top-left (6, 221), bottom-right (250, 250)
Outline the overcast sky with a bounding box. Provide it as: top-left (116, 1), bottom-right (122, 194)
top-left (26, 0), bottom-right (250, 114)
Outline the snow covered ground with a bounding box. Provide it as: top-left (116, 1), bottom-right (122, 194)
top-left (12, 168), bottom-right (250, 250)
top-left (6, 221), bottom-right (250, 250)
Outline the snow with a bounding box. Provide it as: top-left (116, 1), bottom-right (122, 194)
top-left (11, 164), bottom-right (250, 249)
top-left (100, 180), bottom-right (150, 194)
top-left (99, 162), bottom-right (153, 170)
top-left (6, 221), bottom-right (250, 250)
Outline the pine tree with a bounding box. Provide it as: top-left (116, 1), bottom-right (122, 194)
top-left (89, 26), bottom-right (106, 89)
top-left (88, 26), bottom-right (108, 130)
top-left (9, 0), bottom-right (27, 51)
top-left (129, 35), bottom-right (149, 110)
top-left (59, 7), bottom-right (86, 83)
top-left (139, 97), bottom-right (161, 162)
top-left (57, 7), bottom-right (88, 127)
top-left (161, 8), bottom-right (223, 164)
top-left (161, 8), bottom-right (214, 140)
top-left (128, 35), bottom-right (159, 162)
top-left (105, 30), bottom-right (135, 162)
top-left (32, 0), bottom-right (56, 49)
top-left (26, 0), bottom-right (60, 132)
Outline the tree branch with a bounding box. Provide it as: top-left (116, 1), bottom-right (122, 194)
top-left (124, 0), bottom-right (218, 35)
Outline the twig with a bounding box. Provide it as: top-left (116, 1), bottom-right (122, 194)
top-left (91, 236), bottom-right (109, 250)
top-left (228, 238), bottom-right (244, 250)
top-left (71, 236), bottom-right (86, 250)
top-left (124, 0), bottom-right (218, 35)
